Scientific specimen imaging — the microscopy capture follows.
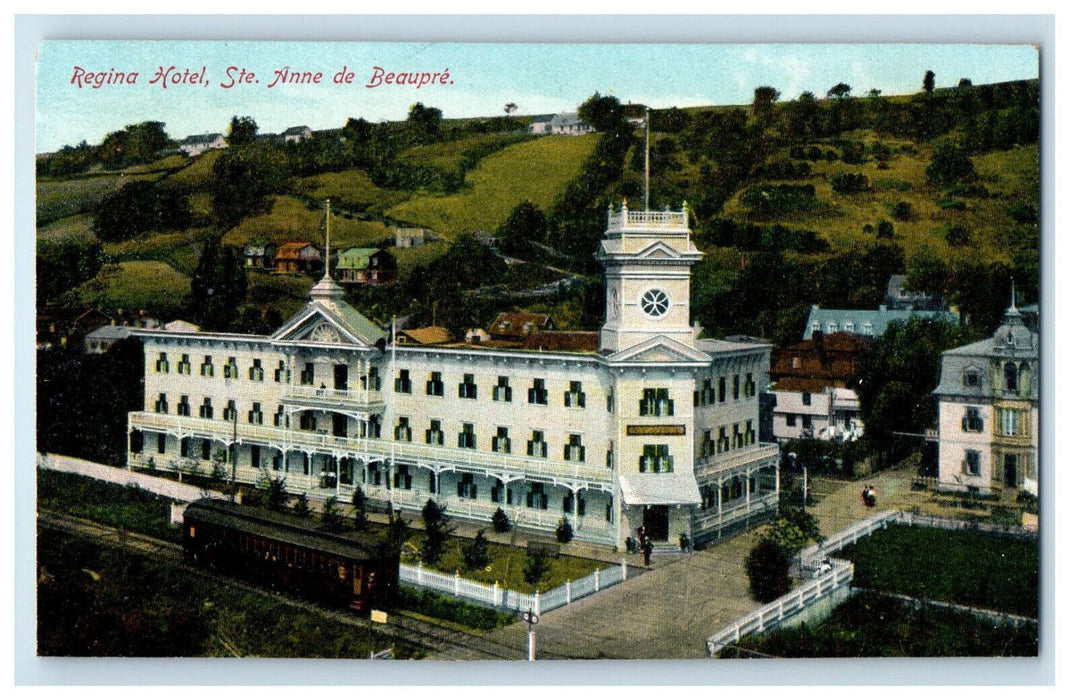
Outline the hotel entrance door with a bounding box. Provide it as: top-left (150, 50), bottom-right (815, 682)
top-left (643, 505), bottom-right (669, 542)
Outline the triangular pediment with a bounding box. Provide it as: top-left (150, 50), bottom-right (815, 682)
top-left (608, 334), bottom-right (711, 364)
top-left (635, 241), bottom-right (682, 259)
top-left (272, 303), bottom-right (381, 348)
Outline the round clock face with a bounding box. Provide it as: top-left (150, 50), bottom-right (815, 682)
top-left (640, 288), bottom-right (671, 318)
top-left (311, 322), bottom-right (341, 343)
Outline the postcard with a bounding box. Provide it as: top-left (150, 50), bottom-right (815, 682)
top-left (27, 31), bottom-right (1047, 682)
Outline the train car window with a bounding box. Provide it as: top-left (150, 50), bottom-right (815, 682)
top-left (338, 565), bottom-right (347, 581)
top-left (189, 526), bottom-right (196, 538)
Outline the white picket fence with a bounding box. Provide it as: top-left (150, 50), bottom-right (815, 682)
top-left (796, 509), bottom-right (900, 572)
top-left (893, 511), bottom-right (1038, 539)
top-left (400, 559), bottom-right (629, 615)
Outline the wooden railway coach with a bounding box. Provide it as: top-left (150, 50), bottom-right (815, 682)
top-left (183, 498), bottom-right (399, 613)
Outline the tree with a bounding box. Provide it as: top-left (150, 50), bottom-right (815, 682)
top-left (523, 549), bottom-right (549, 586)
top-left (491, 507), bottom-right (511, 533)
top-left (504, 102), bottom-right (518, 116)
top-left (752, 86), bottom-right (780, 125)
top-left (926, 137), bottom-right (975, 184)
top-left (745, 538), bottom-right (791, 603)
top-left (321, 496), bottom-right (347, 533)
top-left (420, 498), bottom-right (454, 565)
top-left (226, 115), bottom-right (258, 146)
top-left (406, 103), bottom-right (443, 144)
top-left (351, 486), bottom-right (368, 530)
top-left (786, 91), bottom-right (821, 140)
top-left (210, 144), bottom-right (290, 228)
top-left (923, 70), bottom-right (936, 94)
top-left (184, 238), bottom-right (248, 332)
top-left (92, 181), bottom-right (192, 243)
top-left (763, 506), bottom-right (822, 552)
top-left (293, 493), bottom-right (311, 518)
top-left (36, 235), bottom-right (102, 305)
top-left (555, 518), bottom-right (573, 544)
top-left (826, 83), bottom-right (852, 100)
top-left (98, 121), bottom-right (170, 169)
top-left (875, 219), bottom-right (895, 239)
top-left (462, 530), bottom-right (493, 570)
top-left (958, 77), bottom-right (973, 89)
top-left (266, 476), bottom-right (289, 512)
top-left (578, 92), bottom-right (626, 132)
top-left (497, 200), bottom-right (548, 258)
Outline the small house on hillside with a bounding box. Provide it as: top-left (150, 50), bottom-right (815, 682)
top-left (336, 248), bottom-right (397, 286)
top-left (244, 243), bottom-right (277, 269)
top-left (885, 274), bottom-right (946, 311)
top-left (177, 133), bottom-right (227, 157)
top-left (282, 126), bottom-right (313, 144)
top-left (395, 326), bottom-right (452, 346)
top-left (487, 312), bottom-right (555, 342)
top-left (549, 113), bottom-right (594, 135)
top-left (394, 227), bottom-right (437, 248)
top-left (274, 241), bottom-right (322, 274)
top-left (528, 115), bottom-right (555, 134)
top-left (84, 324), bottom-right (132, 354)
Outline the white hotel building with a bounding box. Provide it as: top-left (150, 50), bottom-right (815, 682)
top-left (127, 203), bottom-right (780, 549)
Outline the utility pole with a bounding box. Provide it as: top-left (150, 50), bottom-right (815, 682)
top-left (643, 107), bottom-right (650, 212)
top-left (230, 405), bottom-right (238, 503)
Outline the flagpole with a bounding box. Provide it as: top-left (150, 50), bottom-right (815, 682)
top-left (643, 108), bottom-right (650, 212)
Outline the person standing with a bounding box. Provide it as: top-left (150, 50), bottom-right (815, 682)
top-left (642, 537), bottom-right (653, 566)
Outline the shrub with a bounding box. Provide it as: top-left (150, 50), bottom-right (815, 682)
top-left (555, 518), bottom-right (574, 544)
top-left (396, 587), bottom-right (515, 631)
top-left (462, 530), bottom-right (493, 570)
top-left (740, 183), bottom-right (817, 216)
top-left (352, 486), bottom-right (369, 530)
top-left (491, 507), bottom-right (511, 533)
top-left (875, 219), bottom-right (895, 239)
top-left (266, 476), bottom-right (289, 512)
top-left (320, 495), bottom-right (347, 533)
top-left (1009, 203), bottom-right (1038, 224)
top-left (523, 549), bottom-right (549, 586)
top-left (890, 201), bottom-right (914, 221)
top-left (293, 493), bottom-right (311, 518)
top-left (944, 223), bottom-right (972, 247)
top-left (937, 198), bottom-right (967, 211)
top-left (745, 538), bottom-right (792, 603)
top-left (829, 172), bottom-right (870, 194)
top-left (420, 498), bottom-right (454, 565)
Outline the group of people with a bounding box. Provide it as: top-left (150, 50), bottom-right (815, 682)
top-left (860, 485), bottom-right (877, 508)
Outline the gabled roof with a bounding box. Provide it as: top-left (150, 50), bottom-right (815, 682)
top-left (272, 296), bottom-right (386, 347)
top-left (336, 247), bottom-right (381, 269)
top-left (85, 324), bottom-right (132, 340)
top-left (274, 240), bottom-right (319, 259)
top-left (179, 133), bottom-right (225, 145)
top-left (803, 306), bottom-right (958, 339)
top-left (487, 312), bottom-right (554, 338)
top-left (282, 125), bottom-right (312, 136)
top-left (398, 326), bottom-right (452, 345)
top-left (607, 334), bottom-right (712, 365)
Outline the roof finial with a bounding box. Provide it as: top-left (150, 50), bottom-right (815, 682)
top-left (1009, 277), bottom-right (1018, 313)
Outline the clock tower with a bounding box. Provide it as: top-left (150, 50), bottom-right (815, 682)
top-left (598, 200), bottom-right (702, 353)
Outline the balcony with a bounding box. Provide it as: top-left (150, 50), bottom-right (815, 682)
top-left (694, 443), bottom-right (779, 480)
top-left (280, 384), bottom-right (384, 412)
top-left (129, 412), bottom-right (614, 489)
top-left (607, 203), bottom-right (689, 232)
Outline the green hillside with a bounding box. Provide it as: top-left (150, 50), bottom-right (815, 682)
top-left (63, 260), bottom-right (191, 314)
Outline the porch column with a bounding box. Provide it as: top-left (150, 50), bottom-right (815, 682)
top-left (718, 478), bottom-right (724, 537)
top-left (571, 486), bottom-right (582, 532)
top-left (745, 468), bottom-right (751, 509)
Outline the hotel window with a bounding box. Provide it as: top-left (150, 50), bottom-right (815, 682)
top-left (250, 445), bottom-right (261, 469)
top-left (802, 392), bottom-right (812, 406)
top-left (1001, 408), bottom-right (1020, 437)
top-left (180, 437), bottom-right (190, 458)
top-left (426, 371), bottom-right (444, 397)
top-left (785, 414), bottom-right (797, 427)
top-left (177, 395), bottom-right (190, 417)
top-left (607, 391), bottom-right (614, 413)
top-left (223, 357), bottom-right (239, 379)
top-left (223, 400), bottom-right (237, 422)
top-left (565, 381), bottom-right (586, 408)
top-left (394, 466), bottom-right (413, 490)
top-left (458, 373), bottom-right (478, 399)
top-left (962, 407), bottom-right (984, 433)
top-left (425, 420), bottom-right (444, 446)
top-left (394, 417), bottom-right (412, 442)
top-left (718, 377), bottom-right (727, 403)
top-left (564, 435), bottom-right (585, 463)
top-left (827, 322), bottom-right (838, 334)
top-left (606, 444), bottom-right (613, 468)
top-left (963, 450), bottom-right (981, 476)
top-left (299, 362), bottom-right (315, 386)
top-left (458, 423), bottom-right (476, 450)
top-left (457, 473), bottom-right (478, 500)
top-left (733, 375), bottom-right (741, 400)
top-left (701, 430), bottom-right (716, 458)
top-left (746, 420), bottom-right (756, 446)
top-left (155, 352), bottom-right (169, 373)
top-left (493, 376), bottom-right (512, 402)
top-left (199, 398), bottom-right (213, 419)
top-left (299, 410), bottom-right (315, 431)
top-left (718, 427), bottom-right (729, 453)
top-left (700, 379), bottom-right (716, 405)
top-left (746, 373), bottom-right (756, 397)
top-left (394, 369), bottom-right (412, 394)
top-left (527, 431), bottom-right (548, 458)
top-left (526, 483), bottom-right (548, 510)
top-left (273, 405), bottom-right (288, 428)
top-left (733, 424), bottom-right (744, 449)
top-left (178, 354), bottom-right (192, 375)
top-left (274, 360), bottom-right (289, 383)
top-left (366, 416), bottom-right (381, 439)
top-left (201, 439), bottom-right (211, 460)
top-left (640, 388), bottom-right (674, 417)
top-left (200, 355), bottom-right (214, 377)
top-left (640, 445), bottom-right (673, 473)
top-left (1004, 363), bottom-right (1019, 393)
top-left (249, 359), bottom-right (264, 381)
top-left (492, 427), bottom-right (511, 454)
top-left (247, 402), bottom-right (263, 425)
top-left (154, 393), bottom-right (168, 413)
top-left (527, 378), bottom-right (548, 405)
top-left (157, 433), bottom-right (166, 454)
top-left (844, 321), bottom-right (855, 333)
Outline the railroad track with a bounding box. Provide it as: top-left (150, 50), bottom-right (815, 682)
top-left (36, 510), bottom-right (560, 660)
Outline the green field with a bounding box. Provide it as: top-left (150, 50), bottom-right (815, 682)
top-left (839, 525), bottom-right (1038, 617)
top-left (221, 195), bottom-right (393, 249)
top-left (717, 591), bottom-right (1037, 658)
top-left (65, 260), bottom-right (191, 314)
top-left (387, 134), bottom-right (600, 237)
top-left (296, 169), bottom-right (411, 213)
top-left (36, 171), bottom-right (161, 226)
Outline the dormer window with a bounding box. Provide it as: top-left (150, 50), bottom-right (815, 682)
top-left (963, 369), bottom-right (981, 388)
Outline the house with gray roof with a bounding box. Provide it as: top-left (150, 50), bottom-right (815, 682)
top-left (803, 304), bottom-right (959, 341)
top-left (177, 133), bottom-right (227, 157)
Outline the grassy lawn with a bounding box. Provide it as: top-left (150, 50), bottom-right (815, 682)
top-left (296, 169), bottom-right (411, 213)
top-left (103, 229), bottom-right (210, 277)
top-left (221, 195), bottom-right (393, 249)
top-left (386, 134), bottom-right (600, 237)
top-left (64, 260), bottom-right (190, 314)
top-left (161, 150), bottom-right (223, 192)
top-left (36, 214), bottom-right (98, 244)
top-left (37, 527), bottom-right (420, 658)
top-left (838, 525), bottom-right (1038, 617)
top-left (717, 591), bottom-right (1037, 658)
top-left (36, 171), bottom-right (161, 226)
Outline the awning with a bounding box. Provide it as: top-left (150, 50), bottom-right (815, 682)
top-left (619, 472), bottom-right (701, 506)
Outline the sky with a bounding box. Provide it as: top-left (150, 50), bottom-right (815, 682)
top-left (35, 41), bottom-right (1039, 153)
